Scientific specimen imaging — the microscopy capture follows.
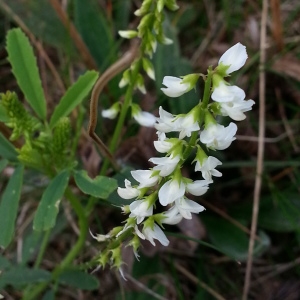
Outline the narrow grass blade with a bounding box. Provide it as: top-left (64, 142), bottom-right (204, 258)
top-left (0, 133), bottom-right (18, 161)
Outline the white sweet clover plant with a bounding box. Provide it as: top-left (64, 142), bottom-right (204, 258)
top-left (101, 0), bottom-right (176, 128)
top-left (92, 0), bottom-right (255, 278)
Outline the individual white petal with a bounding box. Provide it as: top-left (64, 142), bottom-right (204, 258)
top-left (186, 180), bottom-right (210, 196)
top-left (175, 197), bottom-right (205, 219)
top-left (161, 206), bottom-right (183, 225)
top-left (131, 170), bottom-right (159, 188)
top-left (133, 111), bottom-right (156, 127)
top-left (212, 83), bottom-right (245, 103)
top-left (135, 225), bottom-right (145, 240)
top-left (149, 155), bottom-right (180, 177)
top-left (220, 99), bottom-right (255, 121)
top-left (158, 179), bottom-right (185, 206)
top-left (117, 179), bottom-right (140, 199)
top-left (153, 139), bottom-right (173, 153)
top-left (218, 43), bottom-right (248, 74)
top-left (143, 224), bottom-right (169, 246)
top-left (161, 76), bottom-right (190, 97)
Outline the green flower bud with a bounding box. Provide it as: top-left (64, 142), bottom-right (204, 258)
top-left (134, 0), bottom-right (152, 16)
top-left (142, 57), bottom-right (155, 80)
top-left (165, 0), bottom-right (179, 11)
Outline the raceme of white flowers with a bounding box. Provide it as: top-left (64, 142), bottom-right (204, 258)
top-left (92, 42), bottom-right (255, 275)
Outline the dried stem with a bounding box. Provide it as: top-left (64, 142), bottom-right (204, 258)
top-left (242, 0), bottom-right (268, 299)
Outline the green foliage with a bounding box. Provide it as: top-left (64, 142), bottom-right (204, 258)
top-left (74, 0), bottom-right (116, 70)
top-left (49, 71), bottom-right (99, 128)
top-left (33, 170), bottom-right (70, 231)
top-left (0, 164), bottom-right (24, 248)
top-left (58, 269), bottom-right (99, 290)
top-left (0, 267), bottom-right (51, 288)
top-left (202, 215), bottom-right (270, 261)
top-left (73, 170), bottom-right (117, 199)
top-left (0, 91), bottom-right (41, 140)
top-left (6, 28), bottom-right (47, 120)
top-left (0, 133), bottom-right (18, 161)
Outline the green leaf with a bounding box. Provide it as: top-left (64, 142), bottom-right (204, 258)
top-left (42, 290), bottom-right (55, 300)
top-left (0, 164), bottom-right (24, 248)
top-left (258, 195), bottom-right (300, 232)
top-left (49, 71), bottom-right (98, 128)
top-left (0, 159), bottom-right (8, 173)
top-left (74, 0), bottom-right (116, 70)
top-left (6, 28), bottom-right (46, 120)
top-left (0, 133), bottom-right (18, 161)
top-left (0, 267), bottom-right (50, 287)
top-left (202, 215), bottom-right (270, 261)
top-left (33, 170), bottom-right (70, 231)
top-left (58, 269), bottom-right (99, 290)
top-left (74, 170), bottom-right (117, 199)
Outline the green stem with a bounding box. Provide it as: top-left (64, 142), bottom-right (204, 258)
top-left (100, 60), bottom-right (141, 175)
top-left (23, 187), bottom-right (88, 300)
top-left (34, 230), bottom-right (51, 269)
top-left (202, 66), bottom-right (213, 107)
top-left (183, 68), bottom-right (213, 159)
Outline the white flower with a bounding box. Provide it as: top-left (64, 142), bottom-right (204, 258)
top-left (195, 156), bottom-right (222, 181)
top-left (102, 106), bottom-right (119, 119)
top-left (219, 98), bottom-right (255, 121)
top-left (218, 43), bottom-right (248, 74)
top-left (212, 82), bottom-right (245, 103)
top-left (133, 111), bottom-right (156, 127)
top-left (186, 180), bottom-right (211, 196)
top-left (117, 179), bottom-right (140, 199)
top-left (176, 114), bottom-right (200, 139)
top-left (158, 179), bottom-right (185, 206)
top-left (143, 223), bottom-right (169, 246)
top-left (149, 155), bottom-right (180, 176)
top-left (161, 206), bottom-right (183, 225)
top-left (155, 107), bottom-right (200, 139)
top-left (175, 197), bottom-right (205, 219)
top-left (89, 229), bottom-right (110, 242)
top-left (161, 76), bottom-right (190, 97)
top-left (155, 106), bottom-right (177, 133)
top-left (131, 170), bottom-right (159, 188)
top-left (200, 122), bottom-right (237, 150)
top-left (129, 200), bottom-right (153, 224)
top-left (154, 138), bottom-right (174, 153)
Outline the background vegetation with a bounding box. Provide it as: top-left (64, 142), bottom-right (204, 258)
top-left (0, 0), bottom-right (300, 299)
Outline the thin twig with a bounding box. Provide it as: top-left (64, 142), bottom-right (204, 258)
top-left (236, 131), bottom-right (293, 143)
top-left (174, 262), bottom-right (226, 300)
top-left (88, 42), bottom-right (139, 170)
top-left (199, 199), bottom-right (260, 241)
top-left (251, 257), bottom-right (300, 287)
top-left (242, 0), bottom-right (268, 299)
top-left (48, 0), bottom-right (97, 70)
top-left (124, 273), bottom-right (169, 300)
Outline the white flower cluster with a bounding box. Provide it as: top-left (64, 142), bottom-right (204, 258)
top-left (115, 43), bottom-right (255, 249)
top-left (93, 43), bottom-right (254, 270)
